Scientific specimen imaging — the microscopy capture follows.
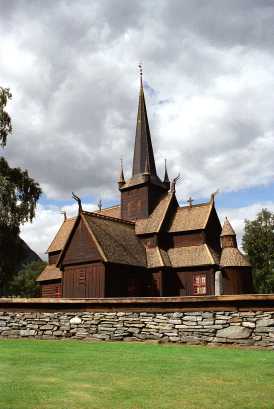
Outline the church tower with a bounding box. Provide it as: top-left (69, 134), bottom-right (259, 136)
top-left (119, 67), bottom-right (169, 220)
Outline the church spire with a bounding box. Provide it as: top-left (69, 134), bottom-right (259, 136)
top-left (132, 64), bottom-right (157, 177)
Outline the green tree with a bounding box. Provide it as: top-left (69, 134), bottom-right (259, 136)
top-left (242, 209), bottom-right (274, 293)
top-left (0, 87), bottom-right (12, 147)
top-left (8, 260), bottom-right (46, 297)
top-left (0, 86), bottom-right (42, 294)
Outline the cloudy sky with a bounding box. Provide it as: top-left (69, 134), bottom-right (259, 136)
top-left (1, 0), bottom-right (274, 258)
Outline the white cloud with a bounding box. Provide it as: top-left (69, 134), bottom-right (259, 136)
top-left (218, 201), bottom-right (274, 248)
top-left (1, 1), bottom-right (274, 202)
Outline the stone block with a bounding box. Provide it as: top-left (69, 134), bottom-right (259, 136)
top-left (20, 329), bottom-right (36, 337)
top-left (216, 326), bottom-right (252, 339)
top-left (183, 316), bottom-right (198, 321)
top-left (169, 337), bottom-right (180, 342)
top-left (242, 322), bottom-right (256, 328)
top-left (53, 331), bottom-right (63, 336)
top-left (202, 313), bottom-right (214, 318)
top-left (256, 319), bottom-right (274, 327)
top-left (69, 316), bottom-right (82, 325)
top-left (40, 325), bottom-right (54, 330)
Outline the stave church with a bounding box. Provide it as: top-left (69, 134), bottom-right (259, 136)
top-left (37, 70), bottom-right (253, 298)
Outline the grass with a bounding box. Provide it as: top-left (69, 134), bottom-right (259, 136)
top-left (0, 340), bottom-right (273, 409)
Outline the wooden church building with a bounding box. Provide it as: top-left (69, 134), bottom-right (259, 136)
top-left (37, 71), bottom-right (253, 298)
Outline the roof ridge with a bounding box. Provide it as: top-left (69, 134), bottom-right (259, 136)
top-left (178, 201), bottom-right (210, 210)
top-left (98, 204), bottom-right (121, 211)
top-left (82, 210), bottom-right (135, 225)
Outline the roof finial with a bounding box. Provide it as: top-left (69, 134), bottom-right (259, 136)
top-left (98, 199), bottom-right (102, 212)
top-left (171, 173), bottom-right (181, 193)
top-left (60, 210), bottom-right (67, 221)
top-left (210, 189), bottom-right (219, 203)
top-left (163, 158), bottom-right (170, 184)
top-left (138, 63), bottom-right (143, 80)
top-left (72, 192), bottom-right (82, 214)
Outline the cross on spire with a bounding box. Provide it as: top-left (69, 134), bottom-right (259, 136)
top-left (187, 196), bottom-right (193, 207)
top-left (138, 63), bottom-right (143, 81)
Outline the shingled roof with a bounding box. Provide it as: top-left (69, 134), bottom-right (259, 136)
top-left (135, 192), bottom-right (174, 235)
top-left (47, 218), bottom-right (76, 253)
top-left (36, 264), bottom-right (62, 282)
top-left (168, 202), bottom-right (213, 233)
top-left (167, 244), bottom-right (219, 268)
top-left (220, 248), bottom-right (250, 267)
top-left (81, 212), bottom-right (147, 267)
top-left (146, 247), bottom-right (171, 268)
top-left (96, 205), bottom-right (121, 219)
top-left (221, 217), bottom-right (236, 236)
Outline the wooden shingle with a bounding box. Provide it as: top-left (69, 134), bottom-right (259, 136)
top-left (36, 264), bottom-right (62, 282)
top-left (47, 218), bottom-right (76, 253)
top-left (168, 202), bottom-right (213, 233)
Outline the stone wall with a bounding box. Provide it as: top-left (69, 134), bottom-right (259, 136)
top-left (1, 310), bottom-right (274, 348)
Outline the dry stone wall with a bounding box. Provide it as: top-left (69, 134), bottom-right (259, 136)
top-left (0, 310), bottom-right (274, 348)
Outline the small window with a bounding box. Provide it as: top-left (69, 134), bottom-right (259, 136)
top-left (193, 273), bottom-right (207, 295)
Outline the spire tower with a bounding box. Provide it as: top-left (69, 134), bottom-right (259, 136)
top-left (132, 65), bottom-right (157, 177)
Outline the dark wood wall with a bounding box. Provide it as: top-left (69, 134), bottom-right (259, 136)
top-left (63, 262), bottom-right (105, 298)
top-left (48, 252), bottom-right (60, 265)
top-left (221, 236), bottom-right (237, 248)
top-left (164, 268), bottom-right (215, 296)
top-left (41, 281), bottom-right (62, 298)
top-left (222, 267), bottom-right (253, 295)
top-left (62, 219), bottom-right (101, 265)
top-left (121, 185), bottom-right (149, 220)
top-left (105, 264), bottom-right (151, 297)
top-left (121, 183), bottom-right (166, 221)
top-left (172, 232), bottom-right (205, 247)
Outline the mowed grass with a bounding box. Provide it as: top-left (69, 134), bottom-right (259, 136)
top-left (0, 340), bottom-right (273, 409)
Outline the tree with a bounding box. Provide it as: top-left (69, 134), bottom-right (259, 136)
top-left (0, 86), bottom-right (42, 294)
top-left (0, 87), bottom-right (12, 147)
top-left (7, 260), bottom-right (46, 297)
top-left (242, 209), bottom-right (274, 293)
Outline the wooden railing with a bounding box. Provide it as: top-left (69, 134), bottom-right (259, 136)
top-left (0, 294), bottom-right (274, 312)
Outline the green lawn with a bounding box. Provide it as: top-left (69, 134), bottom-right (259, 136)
top-left (0, 340), bottom-right (273, 409)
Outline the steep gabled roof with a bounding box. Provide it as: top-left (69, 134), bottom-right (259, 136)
top-left (57, 212), bottom-right (147, 268)
top-left (135, 192), bottom-right (175, 235)
top-left (47, 218), bottom-right (76, 253)
top-left (220, 248), bottom-right (250, 267)
top-left (36, 264), bottom-right (62, 282)
top-left (167, 244), bottom-right (218, 268)
top-left (168, 201), bottom-right (213, 233)
top-left (82, 212), bottom-right (147, 267)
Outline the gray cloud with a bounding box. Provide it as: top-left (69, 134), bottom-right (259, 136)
top-left (1, 0), bottom-right (274, 203)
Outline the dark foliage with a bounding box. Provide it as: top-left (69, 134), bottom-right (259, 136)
top-left (242, 209), bottom-right (274, 293)
top-left (0, 86), bottom-right (42, 295)
top-left (0, 87), bottom-right (12, 147)
top-left (8, 260), bottom-right (46, 297)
